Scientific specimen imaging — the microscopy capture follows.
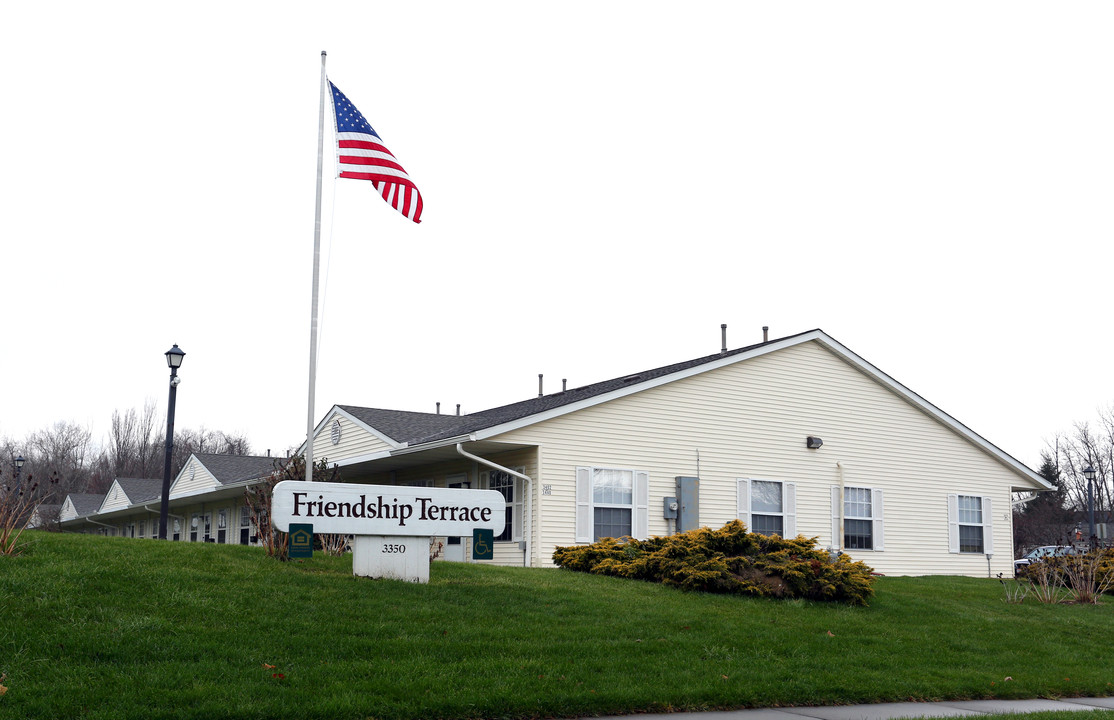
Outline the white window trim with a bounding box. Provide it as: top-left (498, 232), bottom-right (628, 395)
top-left (737, 478), bottom-right (796, 538)
top-left (948, 494), bottom-right (993, 555)
top-left (481, 467), bottom-right (525, 543)
top-left (831, 486), bottom-right (884, 552)
top-left (575, 466), bottom-right (649, 543)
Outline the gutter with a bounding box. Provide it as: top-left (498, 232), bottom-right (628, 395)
top-left (144, 504), bottom-right (184, 527)
top-left (83, 517), bottom-right (118, 533)
top-left (456, 443), bottom-right (534, 568)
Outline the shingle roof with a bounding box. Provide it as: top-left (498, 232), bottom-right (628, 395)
top-left (114, 478), bottom-right (163, 505)
top-left (67, 493), bottom-right (107, 517)
top-left (340, 329), bottom-right (817, 446)
top-left (194, 453), bottom-right (283, 484)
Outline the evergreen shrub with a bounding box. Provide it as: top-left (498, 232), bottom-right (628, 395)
top-left (552, 520), bottom-right (875, 605)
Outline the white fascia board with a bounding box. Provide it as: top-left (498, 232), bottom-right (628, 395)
top-left (329, 449), bottom-right (394, 468)
top-left (809, 334), bottom-right (1052, 491)
top-left (293, 405), bottom-right (408, 457)
top-left (165, 478), bottom-right (257, 503)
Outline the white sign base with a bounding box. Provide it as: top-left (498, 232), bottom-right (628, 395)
top-left (352, 535), bottom-right (429, 583)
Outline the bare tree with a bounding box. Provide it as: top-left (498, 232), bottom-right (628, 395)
top-left (106, 401), bottom-right (163, 479)
top-left (1048, 408), bottom-right (1114, 543)
top-left (25, 421), bottom-right (94, 496)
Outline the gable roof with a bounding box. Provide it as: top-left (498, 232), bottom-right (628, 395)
top-left (324, 329), bottom-right (1049, 490)
top-left (193, 453), bottom-right (282, 485)
top-left (64, 493), bottom-right (107, 518)
top-left (114, 478), bottom-right (163, 505)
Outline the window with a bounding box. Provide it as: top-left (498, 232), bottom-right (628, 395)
top-left (738, 479), bottom-right (796, 537)
top-left (831, 486), bottom-right (884, 551)
top-left (575, 467), bottom-right (648, 543)
top-left (217, 509), bottom-right (228, 544)
top-left (949, 494), bottom-right (993, 555)
top-left (190, 514), bottom-right (199, 542)
top-left (482, 469), bottom-right (524, 543)
top-left (240, 506), bottom-right (250, 545)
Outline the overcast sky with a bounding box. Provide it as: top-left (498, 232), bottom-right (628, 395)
top-left (2, 2), bottom-right (1112, 469)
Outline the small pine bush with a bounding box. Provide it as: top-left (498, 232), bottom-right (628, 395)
top-left (552, 520), bottom-right (875, 606)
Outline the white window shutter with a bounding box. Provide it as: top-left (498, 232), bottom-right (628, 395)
top-left (784, 482), bottom-right (797, 538)
top-left (982, 496), bottom-right (994, 555)
top-left (947, 494), bottom-right (960, 553)
top-left (634, 471), bottom-right (649, 540)
top-left (831, 486), bottom-right (841, 550)
top-left (737, 479), bottom-right (751, 530)
top-left (872, 489), bottom-right (884, 551)
top-left (575, 467), bottom-right (592, 543)
top-left (512, 476), bottom-right (524, 542)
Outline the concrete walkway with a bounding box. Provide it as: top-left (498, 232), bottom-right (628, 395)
top-left (595, 697), bottom-right (1114, 720)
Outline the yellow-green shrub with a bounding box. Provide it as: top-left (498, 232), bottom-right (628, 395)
top-left (552, 520), bottom-right (875, 605)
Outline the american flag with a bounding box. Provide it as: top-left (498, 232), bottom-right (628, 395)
top-left (330, 81), bottom-right (423, 224)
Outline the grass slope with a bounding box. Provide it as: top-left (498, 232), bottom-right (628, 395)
top-left (2, 532), bottom-right (1112, 720)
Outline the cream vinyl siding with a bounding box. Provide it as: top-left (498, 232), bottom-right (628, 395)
top-left (311, 415), bottom-right (395, 464)
top-left (99, 482), bottom-right (133, 513)
top-left (491, 340), bottom-right (1024, 576)
top-left (59, 498), bottom-right (79, 521)
top-left (170, 457), bottom-right (220, 496)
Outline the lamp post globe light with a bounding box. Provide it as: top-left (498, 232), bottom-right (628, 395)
top-left (158, 345), bottom-right (185, 540)
top-left (14, 454), bottom-right (25, 489)
top-left (1083, 464), bottom-right (1097, 549)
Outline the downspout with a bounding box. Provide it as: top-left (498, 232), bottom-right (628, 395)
top-left (836, 461), bottom-right (845, 553)
top-left (456, 443), bottom-right (534, 568)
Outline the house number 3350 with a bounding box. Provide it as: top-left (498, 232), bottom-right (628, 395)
top-left (381, 544), bottom-right (406, 554)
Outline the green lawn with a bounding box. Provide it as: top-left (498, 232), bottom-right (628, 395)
top-left (2, 531), bottom-right (1112, 720)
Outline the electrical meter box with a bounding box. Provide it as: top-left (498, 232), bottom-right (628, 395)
top-left (675, 476), bottom-right (699, 533)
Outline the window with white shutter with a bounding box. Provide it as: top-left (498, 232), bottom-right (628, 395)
top-left (738, 479), bottom-right (797, 537)
top-left (575, 466), bottom-right (649, 542)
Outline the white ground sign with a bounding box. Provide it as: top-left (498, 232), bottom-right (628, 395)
top-left (271, 481), bottom-right (505, 537)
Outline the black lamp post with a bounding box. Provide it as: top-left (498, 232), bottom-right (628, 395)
top-left (157, 344), bottom-right (185, 540)
top-left (1083, 465), bottom-right (1097, 549)
top-left (14, 454), bottom-right (25, 489)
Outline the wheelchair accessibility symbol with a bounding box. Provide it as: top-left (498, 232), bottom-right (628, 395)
top-left (472, 528), bottom-right (494, 560)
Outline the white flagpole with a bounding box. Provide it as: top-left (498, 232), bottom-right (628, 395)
top-left (306, 50), bottom-right (327, 484)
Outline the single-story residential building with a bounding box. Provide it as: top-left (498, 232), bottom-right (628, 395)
top-left (59, 329), bottom-right (1051, 577)
top-left (60, 454), bottom-right (281, 543)
top-left (299, 328), bottom-right (1050, 576)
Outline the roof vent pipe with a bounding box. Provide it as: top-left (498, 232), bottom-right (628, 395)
top-left (721, 324), bottom-right (727, 353)
top-left (456, 404), bottom-right (461, 416)
top-left (436, 402), bottom-right (441, 415)
top-left (562, 378), bottom-right (567, 392)
top-left (538, 374), bottom-right (543, 397)
top-left (763, 326), bottom-right (769, 343)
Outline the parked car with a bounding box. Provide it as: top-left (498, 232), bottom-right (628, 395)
top-left (1014, 545), bottom-right (1075, 576)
